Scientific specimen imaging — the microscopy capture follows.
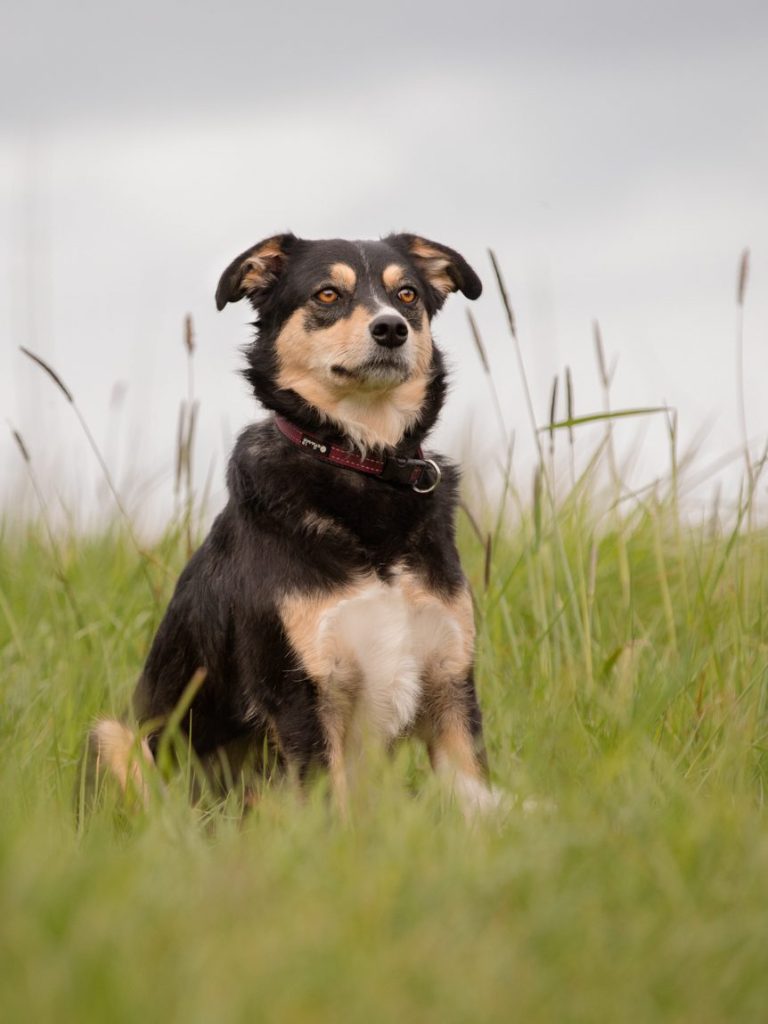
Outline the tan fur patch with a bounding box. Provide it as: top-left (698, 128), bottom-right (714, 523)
top-left (329, 263), bottom-right (357, 292)
top-left (90, 719), bottom-right (153, 805)
top-left (410, 310), bottom-right (434, 373)
top-left (430, 720), bottom-right (481, 778)
top-left (240, 238), bottom-right (286, 294)
top-left (409, 238), bottom-right (455, 296)
top-left (280, 580), bottom-right (363, 807)
top-left (275, 305), bottom-right (365, 388)
top-left (275, 305), bottom-right (433, 450)
top-left (280, 581), bottom-right (362, 682)
top-left (382, 263), bottom-right (407, 291)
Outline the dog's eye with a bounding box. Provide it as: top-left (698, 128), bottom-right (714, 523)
top-left (397, 287), bottom-right (418, 305)
top-left (315, 288), bottom-right (340, 305)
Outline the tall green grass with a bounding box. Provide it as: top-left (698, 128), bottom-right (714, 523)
top-left (3, 467), bottom-right (768, 1022)
top-left (2, 253), bottom-right (768, 1022)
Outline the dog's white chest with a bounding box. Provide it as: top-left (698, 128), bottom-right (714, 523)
top-left (281, 569), bottom-right (474, 741)
top-left (322, 577), bottom-right (424, 738)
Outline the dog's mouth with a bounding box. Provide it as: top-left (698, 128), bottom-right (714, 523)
top-left (330, 354), bottom-right (409, 386)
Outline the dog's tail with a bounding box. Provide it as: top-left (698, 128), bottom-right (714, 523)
top-left (83, 719), bottom-right (154, 810)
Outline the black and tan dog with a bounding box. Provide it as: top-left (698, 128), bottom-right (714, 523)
top-left (92, 232), bottom-right (500, 815)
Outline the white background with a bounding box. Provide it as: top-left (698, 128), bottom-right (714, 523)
top-left (2, 1), bottom-right (767, 529)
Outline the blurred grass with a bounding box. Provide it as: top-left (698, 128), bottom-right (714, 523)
top-left (3, 476), bottom-right (768, 1023)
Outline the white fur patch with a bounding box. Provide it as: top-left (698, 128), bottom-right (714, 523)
top-left (451, 771), bottom-right (508, 818)
top-left (444, 773), bottom-right (555, 820)
top-left (315, 573), bottom-right (466, 741)
top-left (372, 303), bottom-right (407, 321)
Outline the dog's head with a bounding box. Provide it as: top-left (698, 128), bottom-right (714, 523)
top-left (216, 234), bottom-right (482, 451)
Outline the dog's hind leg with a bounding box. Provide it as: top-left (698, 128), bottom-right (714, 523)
top-left (85, 719), bottom-right (154, 809)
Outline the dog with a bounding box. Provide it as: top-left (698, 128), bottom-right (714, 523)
top-left (90, 232), bottom-right (499, 816)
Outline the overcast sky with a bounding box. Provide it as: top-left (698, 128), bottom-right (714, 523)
top-left (2, 0), bottom-right (768, 528)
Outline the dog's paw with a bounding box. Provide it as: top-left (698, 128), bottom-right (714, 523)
top-left (517, 793), bottom-right (558, 816)
top-left (453, 775), bottom-right (511, 819)
top-left (456, 778), bottom-right (557, 821)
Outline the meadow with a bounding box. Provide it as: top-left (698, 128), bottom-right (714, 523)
top-left (2, 262), bottom-right (768, 1023)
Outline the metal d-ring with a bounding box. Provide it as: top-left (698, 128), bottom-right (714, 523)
top-left (412, 459), bottom-right (442, 494)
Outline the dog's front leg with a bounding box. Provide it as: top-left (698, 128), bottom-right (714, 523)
top-left (428, 721), bottom-right (498, 817)
top-left (268, 678), bottom-right (353, 819)
top-left (317, 675), bottom-right (365, 821)
top-left (424, 678), bottom-right (502, 818)
top-left (321, 712), bottom-right (351, 820)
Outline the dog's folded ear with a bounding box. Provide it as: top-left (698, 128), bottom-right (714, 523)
top-left (386, 234), bottom-right (482, 305)
top-left (215, 233), bottom-right (298, 310)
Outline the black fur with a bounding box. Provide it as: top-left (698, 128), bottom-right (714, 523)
top-left (133, 233), bottom-right (487, 792)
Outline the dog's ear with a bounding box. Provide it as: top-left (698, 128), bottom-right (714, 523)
top-left (215, 233), bottom-right (297, 310)
top-left (386, 234), bottom-right (482, 305)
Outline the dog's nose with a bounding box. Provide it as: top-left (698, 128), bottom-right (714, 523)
top-left (369, 314), bottom-right (409, 348)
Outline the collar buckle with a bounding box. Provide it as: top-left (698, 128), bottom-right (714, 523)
top-left (380, 455), bottom-right (442, 494)
top-left (411, 459), bottom-right (442, 494)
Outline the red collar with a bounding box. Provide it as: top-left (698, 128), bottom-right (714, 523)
top-left (273, 414), bottom-right (441, 494)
